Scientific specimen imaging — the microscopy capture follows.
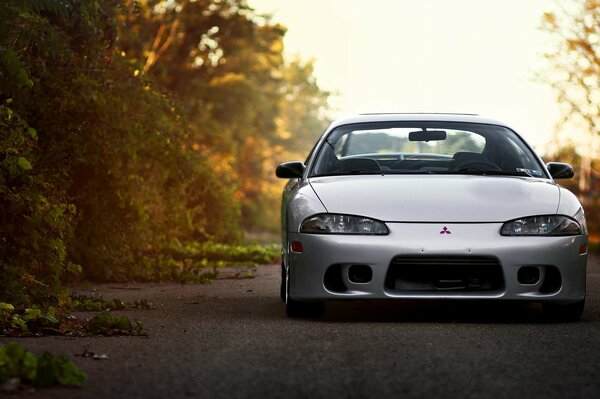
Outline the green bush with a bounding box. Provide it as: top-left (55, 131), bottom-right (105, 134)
top-left (70, 295), bottom-right (151, 311)
top-left (87, 312), bottom-right (144, 336)
top-left (0, 104), bottom-right (76, 306)
top-left (131, 241), bottom-right (280, 282)
top-left (0, 302), bottom-right (146, 337)
top-left (0, 341), bottom-right (86, 387)
top-left (168, 241), bottom-right (280, 264)
top-left (0, 0), bottom-right (242, 302)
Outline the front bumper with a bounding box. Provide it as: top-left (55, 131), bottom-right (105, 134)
top-left (287, 223), bottom-right (587, 304)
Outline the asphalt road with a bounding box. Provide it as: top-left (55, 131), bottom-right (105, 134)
top-left (3, 254), bottom-right (600, 399)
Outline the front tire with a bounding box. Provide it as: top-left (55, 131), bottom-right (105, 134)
top-left (284, 264), bottom-right (325, 318)
top-left (542, 299), bottom-right (585, 321)
top-left (280, 262), bottom-right (286, 302)
top-left (286, 299), bottom-right (325, 318)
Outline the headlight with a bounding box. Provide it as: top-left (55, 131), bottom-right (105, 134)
top-left (300, 214), bottom-right (389, 235)
top-left (500, 215), bottom-right (583, 236)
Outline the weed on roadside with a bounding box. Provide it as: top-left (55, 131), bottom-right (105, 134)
top-left (0, 303), bottom-right (146, 337)
top-left (69, 294), bottom-right (152, 311)
top-left (0, 342), bottom-right (86, 391)
top-left (136, 241), bottom-right (280, 283)
top-left (87, 312), bottom-right (145, 336)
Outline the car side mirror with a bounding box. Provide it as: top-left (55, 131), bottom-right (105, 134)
top-left (546, 162), bottom-right (574, 179)
top-left (276, 161), bottom-right (305, 178)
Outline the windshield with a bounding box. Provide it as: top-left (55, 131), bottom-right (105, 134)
top-left (310, 121), bottom-right (545, 178)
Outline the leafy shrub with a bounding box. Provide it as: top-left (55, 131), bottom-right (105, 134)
top-left (0, 104), bottom-right (76, 306)
top-left (0, 341), bottom-right (86, 388)
top-left (132, 241), bottom-right (280, 282)
top-left (168, 241), bottom-right (280, 264)
top-left (0, 302), bottom-right (145, 337)
top-left (1, 303), bottom-right (61, 336)
top-left (70, 295), bottom-right (151, 311)
top-left (87, 312), bottom-right (144, 336)
top-left (0, 0), bottom-right (242, 301)
top-left (135, 255), bottom-right (219, 283)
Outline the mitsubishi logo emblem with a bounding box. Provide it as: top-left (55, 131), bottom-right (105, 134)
top-left (440, 226), bottom-right (452, 234)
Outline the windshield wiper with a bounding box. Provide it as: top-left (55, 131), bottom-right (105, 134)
top-left (454, 168), bottom-right (533, 177)
top-left (385, 170), bottom-right (441, 175)
top-left (312, 170), bottom-right (384, 177)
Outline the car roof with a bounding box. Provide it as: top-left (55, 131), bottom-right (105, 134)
top-left (327, 113), bottom-right (509, 130)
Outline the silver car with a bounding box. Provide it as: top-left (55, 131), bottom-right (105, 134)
top-left (276, 113), bottom-right (587, 319)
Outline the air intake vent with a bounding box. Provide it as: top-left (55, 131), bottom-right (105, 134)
top-left (385, 256), bottom-right (504, 292)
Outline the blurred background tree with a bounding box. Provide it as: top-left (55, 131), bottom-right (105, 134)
top-left (541, 0), bottom-right (600, 242)
top-left (117, 0), bottom-right (330, 232)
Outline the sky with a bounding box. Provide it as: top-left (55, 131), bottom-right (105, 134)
top-left (250, 0), bottom-right (560, 152)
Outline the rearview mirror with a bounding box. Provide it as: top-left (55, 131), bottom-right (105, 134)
top-left (408, 130), bottom-right (447, 142)
top-left (546, 162), bottom-right (574, 179)
top-left (276, 161), bottom-right (305, 178)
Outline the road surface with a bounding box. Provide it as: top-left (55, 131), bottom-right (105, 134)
top-left (3, 255), bottom-right (600, 398)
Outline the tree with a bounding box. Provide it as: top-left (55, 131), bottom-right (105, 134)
top-left (0, 0), bottom-right (240, 293)
top-left (275, 57), bottom-right (331, 159)
top-left (540, 0), bottom-right (600, 194)
top-left (116, 1), bottom-right (330, 231)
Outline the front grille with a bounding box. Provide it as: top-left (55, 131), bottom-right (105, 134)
top-left (385, 256), bottom-right (504, 292)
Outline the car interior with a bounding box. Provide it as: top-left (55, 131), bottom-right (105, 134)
top-left (311, 124), bottom-right (544, 177)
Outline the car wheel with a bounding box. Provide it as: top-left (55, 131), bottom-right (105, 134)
top-left (542, 298), bottom-right (585, 321)
top-left (286, 299), bottom-right (325, 318)
top-left (284, 265), bottom-right (325, 318)
top-left (280, 262), bottom-right (286, 302)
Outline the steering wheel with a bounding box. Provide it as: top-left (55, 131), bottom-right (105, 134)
top-left (454, 158), bottom-right (501, 171)
top-left (391, 160), bottom-right (428, 170)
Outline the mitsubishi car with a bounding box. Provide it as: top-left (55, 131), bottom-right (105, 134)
top-left (276, 113), bottom-right (587, 319)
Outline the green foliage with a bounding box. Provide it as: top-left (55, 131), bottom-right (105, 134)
top-left (0, 341), bottom-right (86, 387)
top-left (136, 255), bottom-right (219, 283)
top-left (134, 241), bottom-right (279, 282)
top-left (59, 59), bottom-right (241, 281)
top-left (87, 312), bottom-right (144, 336)
top-left (0, 300), bottom-right (146, 336)
top-left (0, 0), bottom-right (326, 308)
top-left (169, 241), bottom-right (280, 264)
top-left (0, 104), bottom-right (76, 306)
top-left (0, 303), bottom-right (61, 336)
top-left (118, 0), bottom-right (330, 231)
top-left (14, 0), bottom-right (70, 16)
top-left (0, 0), bottom-right (242, 298)
top-left (70, 295), bottom-right (151, 311)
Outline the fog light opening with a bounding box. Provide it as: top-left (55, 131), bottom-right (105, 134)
top-left (291, 241), bottom-right (303, 253)
top-left (540, 266), bottom-right (562, 294)
top-left (579, 244), bottom-right (588, 255)
top-left (518, 266), bottom-right (540, 285)
top-left (348, 265), bottom-right (372, 284)
top-left (324, 264), bottom-right (346, 293)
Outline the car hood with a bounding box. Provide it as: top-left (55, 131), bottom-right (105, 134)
top-left (309, 175), bottom-right (560, 222)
